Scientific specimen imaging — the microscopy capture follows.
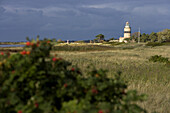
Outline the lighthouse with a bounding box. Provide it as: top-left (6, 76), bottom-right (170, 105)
top-left (119, 21), bottom-right (131, 42)
top-left (124, 22), bottom-right (131, 39)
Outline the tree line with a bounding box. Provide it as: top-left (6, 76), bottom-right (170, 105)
top-left (126, 29), bottom-right (170, 43)
top-left (93, 29), bottom-right (170, 43)
top-left (23, 29), bottom-right (170, 44)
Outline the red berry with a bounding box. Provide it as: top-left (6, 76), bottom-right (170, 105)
top-left (31, 43), bottom-right (34, 46)
top-left (52, 57), bottom-right (57, 62)
top-left (92, 88), bottom-right (98, 94)
top-left (26, 51), bottom-right (30, 55)
top-left (47, 41), bottom-right (50, 44)
top-left (64, 83), bottom-right (67, 88)
top-left (98, 110), bottom-right (103, 113)
top-left (12, 70), bottom-right (15, 73)
top-left (35, 102), bottom-right (39, 108)
top-left (37, 41), bottom-right (40, 44)
top-left (26, 42), bottom-right (31, 46)
top-left (71, 68), bottom-right (75, 71)
top-left (36, 43), bottom-right (39, 47)
top-left (20, 50), bottom-right (27, 55)
top-left (122, 90), bottom-right (126, 95)
top-left (1, 52), bottom-right (4, 55)
top-left (18, 110), bottom-right (22, 113)
top-left (95, 74), bottom-right (99, 77)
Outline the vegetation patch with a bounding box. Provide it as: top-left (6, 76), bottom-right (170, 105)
top-left (103, 42), bottom-right (125, 46)
top-left (52, 45), bottom-right (116, 51)
top-left (146, 42), bottom-right (163, 47)
top-left (55, 46), bottom-right (170, 113)
top-left (0, 48), bottom-right (22, 52)
top-left (0, 42), bottom-right (25, 45)
top-left (149, 55), bottom-right (169, 63)
top-left (0, 39), bottom-right (148, 113)
top-left (162, 42), bottom-right (170, 46)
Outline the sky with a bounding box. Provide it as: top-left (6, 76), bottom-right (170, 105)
top-left (0, 0), bottom-right (170, 42)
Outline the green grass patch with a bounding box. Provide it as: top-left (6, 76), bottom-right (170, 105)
top-left (52, 45), bottom-right (116, 51)
top-left (54, 46), bottom-right (170, 113)
top-left (103, 42), bottom-right (125, 46)
top-left (149, 55), bottom-right (169, 63)
top-left (146, 42), bottom-right (163, 47)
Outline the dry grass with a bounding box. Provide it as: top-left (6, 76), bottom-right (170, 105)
top-left (52, 44), bottom-right (170, 113)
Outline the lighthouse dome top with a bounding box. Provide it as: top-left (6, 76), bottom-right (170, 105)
top-left (125, 21), bottom-right (130, 28)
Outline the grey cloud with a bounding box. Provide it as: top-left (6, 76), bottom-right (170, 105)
top-left (1, 5), bottom-right (81, 18)
top-left (0, 0), bottom-right (170, 41)
top-left (0, 6), bottom-right (5, 13)
top-left (132, 4), bottom-right (170, 16)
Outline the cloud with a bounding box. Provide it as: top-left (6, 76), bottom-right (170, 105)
top-left (0, 6), bottom-right (5, 13)
top-left (1, 5), bottom-right (77, 17)
top-left (82, 1), bottom-right (170, 16)
top-left (0, 0), bottom-right (169, 41)
top-left (81, 3), bottom-right (132, 13)
top-left (132, 4), bottom-right (170, 16)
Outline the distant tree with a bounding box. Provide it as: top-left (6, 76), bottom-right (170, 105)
top-left (52, 38), bottom-right (57, 42)
top-left (130, 32), bottom-right (139, 42)
top-left (109, 37), bottom-right (115, 41)
top-left (149, 32), bottom-right (158, 42)
top-left (157, 29), bottom-right (170, 42)
top-left (132, 32), bottom-right (139, 38)
top-left (93, 38), bottom-right (98, 43)
top-left (157, 32), bottom-right (164, 42)
top-left (44, 38), bottom-right (48, 41)
top-left (36, 35), bottom-right (40, 41)
top-left (26, 36), bottom-right (30, 41)
top-left (141, 33), bottom-right (149, 42)
top-left (57, 39), bottom-right (65, 43)
top-left (95, 34), bottom-right (105, 42)
top-left (146, 34), bottom-right (150, 42)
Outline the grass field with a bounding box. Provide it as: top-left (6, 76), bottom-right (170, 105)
top-left (0, 43), bottom-right (169, 112)
top-left (52, 44), bottom-right (170, 113)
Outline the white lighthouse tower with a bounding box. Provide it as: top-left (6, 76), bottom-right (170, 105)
top-left (124, 22), bottom-right (131, 39)
top-left (119, 21), bottom-right (131, 42)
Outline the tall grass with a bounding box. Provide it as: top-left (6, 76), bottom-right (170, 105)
top-left (52, 45), bottom-right (116, 51)
top-left (52, 45), bottom-right (170, 113)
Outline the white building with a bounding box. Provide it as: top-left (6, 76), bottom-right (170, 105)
top-left (119, 22), bottom-right (131, 42)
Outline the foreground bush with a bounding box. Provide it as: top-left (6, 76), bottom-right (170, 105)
top-left (149, 55), bottom-right (169, 63)
top-left (146, 42), bottom-right (163, 47)
top-left (0, 39), bottom-right (147, 113)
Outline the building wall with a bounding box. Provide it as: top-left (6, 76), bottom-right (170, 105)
top-left (124, 27), bottom-right (131, 38)
top-left (119, 37), bottom-right (124, 42)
